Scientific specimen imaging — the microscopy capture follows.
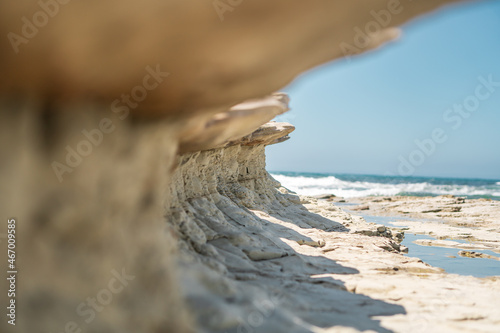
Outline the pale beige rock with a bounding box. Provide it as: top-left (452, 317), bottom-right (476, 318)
top-left (232, 121), bottom-right (296, 147)
top-left (245, 250), bottom-right (286, 261)
top-left (0, 103), bottom-right (193, 333)
top-left (458, 251), bottom-right (500, 260)
top-left (349, 195), bottom-right (500, 252)
top-left (0, 0), bottom-right (468, 117)
top-left (413, 239), bottom-right (492, 250)
top-left (179, 94), bottom-right (291, 153)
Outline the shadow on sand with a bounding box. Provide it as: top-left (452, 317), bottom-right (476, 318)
top-left (185, 187), bottom-right (406, 333)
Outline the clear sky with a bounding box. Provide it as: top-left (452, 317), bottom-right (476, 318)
top-left (268, 1), bottom-right (500, 180)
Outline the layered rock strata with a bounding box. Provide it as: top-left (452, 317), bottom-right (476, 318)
top-left (165, 123), bottom-right (500, 333)
top-left (165, 122), bottom-right (408, 332)
top-left (0, 94), bottom-right (289, 333)
top-left (2, 97), bottom-right (499, 333)
top-left (0, 1), bottom-right (485, 332)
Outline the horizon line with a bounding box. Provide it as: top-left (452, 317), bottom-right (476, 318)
top-left (268, 170), bottom-right (500, 182)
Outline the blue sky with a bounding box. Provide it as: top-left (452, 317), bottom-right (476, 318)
top-left (268, 1), bottom-right (500, 180)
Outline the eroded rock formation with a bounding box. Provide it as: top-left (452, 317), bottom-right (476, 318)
top-left (0, 1), bottom-right (480, 332)
top-left (165, 124), bottom-right (406, 332)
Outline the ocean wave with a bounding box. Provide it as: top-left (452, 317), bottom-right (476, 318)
top-left (271, 174), bottom-right (500, 198)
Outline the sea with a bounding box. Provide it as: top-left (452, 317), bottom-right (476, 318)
top-left (270, 171), bottom-right (500, 201)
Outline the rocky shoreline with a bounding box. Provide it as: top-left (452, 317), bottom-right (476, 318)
top-left (346, 195), bottom-right (500, 254)
top-left (3, 101), bottom-right (499, 332)
top-left (1, 2), bottom-right (495, 332)
top-left (166, 124), bottom-right (500, 332)
top-left (2, 94), bottom-right (498, 332)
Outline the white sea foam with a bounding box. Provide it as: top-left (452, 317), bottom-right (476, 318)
top-left (271, 174), bottom-right (500, 198)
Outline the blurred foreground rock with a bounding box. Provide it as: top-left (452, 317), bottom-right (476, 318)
top-left (0, 0), bottom-right (465, 116)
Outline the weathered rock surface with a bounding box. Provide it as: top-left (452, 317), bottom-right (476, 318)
top-left (0, 103), bottom-right (193, 333)
top-left (458, 251), bottom-right (500, 260)
top-left (349, 195), bottom-right (500, 253)
top-left (166, 140), bottom-right (500, 332)
top-left (3, 104), bottom-right (500, 332)
top-left (179, 94), bottom-right (291, 153)
top-left (0, 92), bottom-right (296, 333)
